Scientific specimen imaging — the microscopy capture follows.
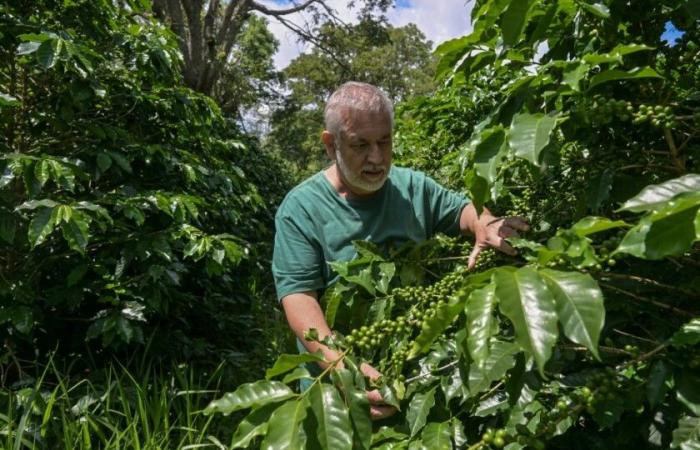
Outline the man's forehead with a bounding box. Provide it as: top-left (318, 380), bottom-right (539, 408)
top-left (339, 107), bottom-right (392, 135)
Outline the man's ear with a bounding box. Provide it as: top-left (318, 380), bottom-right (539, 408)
top-left (321, 131), bottom-right (336, 160)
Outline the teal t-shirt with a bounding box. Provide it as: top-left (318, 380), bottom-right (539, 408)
top-left (272, 166), bottom-right (470, 301)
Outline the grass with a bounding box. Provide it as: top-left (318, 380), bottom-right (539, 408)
top-left (0, 356), bottom-right (241, 450)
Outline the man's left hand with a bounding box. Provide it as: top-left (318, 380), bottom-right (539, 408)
top-left (468, 212), bottom-right (529, 270)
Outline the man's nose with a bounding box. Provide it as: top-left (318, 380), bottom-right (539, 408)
top-left (366, 143), bottom-right (384, 164)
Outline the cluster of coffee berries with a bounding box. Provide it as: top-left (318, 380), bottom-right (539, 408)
top-left (596, 230), bottom-right (625, 266)
top-left (633, 104), bottom-right (676, 128)
top-left (480, 427), bottom-right (509, 448)
top-left (590, 97), bottom-right (634, 123)
top-left (579, 368), bottom-right (620, 414)
top-left (344, 316), bottom-right (409, 351)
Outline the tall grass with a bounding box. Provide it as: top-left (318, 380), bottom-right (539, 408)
top-left (0, 356), bottom-right (239, 450)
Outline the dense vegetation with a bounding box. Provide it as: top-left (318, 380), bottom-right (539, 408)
top-left (206, 0), bottom-right (700, 449)
top-left (1, 0), bottom-right (699, 448)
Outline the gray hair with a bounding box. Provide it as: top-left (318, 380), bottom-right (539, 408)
top-left (324, 82), bottom-right (394, 143)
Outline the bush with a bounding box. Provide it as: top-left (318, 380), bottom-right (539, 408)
top-left (0, 0), bottom-right (291, 379)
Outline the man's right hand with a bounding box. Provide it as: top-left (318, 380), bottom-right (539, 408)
top-left (361, 362), bottom-right (397, 420)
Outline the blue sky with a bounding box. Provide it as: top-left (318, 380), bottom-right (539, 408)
top-left (259, 1), bottom-right (686, 69)
top-left (661, 22), bottom-right (684, 45)
top-left (257, 0), bottom-right (474, 69)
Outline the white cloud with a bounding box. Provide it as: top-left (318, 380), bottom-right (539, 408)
top-left (255, 0), bottom-right (475, 69)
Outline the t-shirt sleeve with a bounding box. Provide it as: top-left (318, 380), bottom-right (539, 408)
top-left (272, 200), bottom-right (325, 302)
top-left (422, 173), bottom-right (471, 236)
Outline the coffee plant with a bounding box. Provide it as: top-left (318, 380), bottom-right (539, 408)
top-left (0, 0), bottom-right (292, 374)
top-left (206, 0), bottom-right (699, 448)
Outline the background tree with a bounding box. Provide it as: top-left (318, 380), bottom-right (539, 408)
top-left (266, 20), bottom-right (436, 172)
top-left (151, 0), bottom-right (393, 98)
top-left (214, 14), bottom-right (281, 120)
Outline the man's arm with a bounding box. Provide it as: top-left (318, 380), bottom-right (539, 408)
top-left (281, 291), bottom-right (396, 420)
top-left (459, 203), bottom-right (530, 270)
top-left (281, 291), bottom-right (342, 368)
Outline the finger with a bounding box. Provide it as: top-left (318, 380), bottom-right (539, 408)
top-left (497, 225), bottom-right (519, 239)
top-left (367, 389), bottom-right (384, 405)
top-left (360, 362), bottom-right (381, 381)
top-left (370, 405), bottom-right (397, 420)
top-left (505, 216), bottom-right (530, 231)
top-left (468, 244), bottom-right (481, 271)
top-left (495, 238), bottom-right (517, 256)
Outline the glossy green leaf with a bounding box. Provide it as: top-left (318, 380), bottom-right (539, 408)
top-left (508, 113), bottom-right (558, 166)
top-left (204, 380), bottom-right (296, 416)
top-left (468, 340), bottom-right (518, 394)
top-left (376, 262), bottom-right (396, 294)
top-left (107, 150), bottom-right (132, 173)
top-left (28, 207), bottom-right (57, 247)
top-left (420, 421), bottom-right (451, 450)
top-left (409, 295), bottom-right (466, 358)
top-left (308, 383), bottom-right (353, 450)
top-left (494, 267), bottom-right (558, 375)
top-left (671, 318), bottom-right (700, 348)
top-left (282, 367), bottom-right (312, 384)
top-left (571, 216), bottom-right (627, 236)
top-left (672, 416), bottom-right (700, 450)
top-left (616, 193), bottom-right (700, 259)
top-left (16, 41), bottom-right (40, 55)
top-left (579, 2), bottom-right (610, 18)
top-left (61, 214), bottom-right (90, 254)
top-left (499, 0), bottom-right (535, 45)
top-left (332, 368), bottom-right (371, 450)
top-left (562, 61), bottom-right (589, 91)
top-left (265, 352), bottom-right (324, 379)
top-left (588, 67), bottom-right (662, 89)
top-left (474, 127), bottom-right (507, 184)
top-left (677, 372), bottom-right (700, 416)
top-left (583, 44), bottom-right (655, 65)
top-left (539, 269), bottom-right (604, 359)
top-left (407, 387), bottom-right (436, 437)
top-left (230, 403), bottom-right (279, 449)
top-left (619, 174), bottom-right (700, 213)
top-left (37, 39), bottom-right (56, 69)
top-left (260, 397), bottom-right (309, 450)
top-left (475, 391), bottom-right (509, 417)
top-left (466, 283), bottom-right (497, 368)
top-left (647, 361), bottom-right (670, 408)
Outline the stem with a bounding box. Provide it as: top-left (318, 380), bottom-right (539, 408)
top-left (602, 272), bottom-right (700, 300)
top-left (600, 282), bottom-right (695, 317)
top-left (405, 360), bottom-right (459, 384)
top-left (663, 127), bottom-right (685, 174)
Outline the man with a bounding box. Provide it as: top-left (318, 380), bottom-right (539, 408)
top-left (272, 82), bottom-right (528, 420)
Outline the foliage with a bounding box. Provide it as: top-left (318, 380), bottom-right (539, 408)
top-left (0, 355), bottom-right (236, 449)
top-left (0, 0), bottom-right (292, 376)
top-left (207, 0), bottom-right (700, 448)
top-left (266, 21), bottom-right (436, 172)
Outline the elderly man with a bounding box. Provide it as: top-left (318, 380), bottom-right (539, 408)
top-left (272, 82), bottom-right (528, 419)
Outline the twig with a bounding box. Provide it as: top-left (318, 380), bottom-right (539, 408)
top-left (602, 272), bottom-right (700, 300)
top-left (600, 282), bottom-right (695, 317)
top-left (664, 127), bottom-right (686, 174)
top-left (405, 360), bottom-right (459, 384)
top-left (612, 328), bottom-right (660, 345)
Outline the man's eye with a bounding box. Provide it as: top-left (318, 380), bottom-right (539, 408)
top-left (352, 143), bottom-right (369, 150)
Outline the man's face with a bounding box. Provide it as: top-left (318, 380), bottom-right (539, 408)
top-left (334, 109), bottom-right (393, 196)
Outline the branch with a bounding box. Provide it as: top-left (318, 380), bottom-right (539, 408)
top-left (251, 0), bottom-right (321, 16)
top-left (664, 127), bottom-right (686, 174)
top-left (600, 282), bottom-right (695, 317)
